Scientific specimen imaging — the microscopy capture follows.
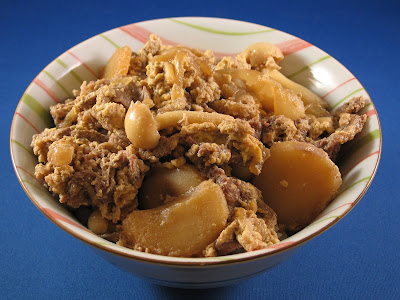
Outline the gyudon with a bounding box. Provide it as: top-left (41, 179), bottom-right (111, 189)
top-left (31, 35), bottom-right (367, 257)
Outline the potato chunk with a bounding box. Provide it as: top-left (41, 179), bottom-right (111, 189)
top-left (102, 46), bottom-right (132, 79)
top-left (138, 165), bottom-right (204, 209)
top-left (253, 141), bottom-right (341, 231)
top-left (120, 180), bottom-right (229, 257)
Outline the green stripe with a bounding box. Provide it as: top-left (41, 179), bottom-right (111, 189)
top-left (11, 139), bottom-right (35, 157)
top-left (95, 242), bottom-right (116, 246)
top-left (287, 55), bottom-right (331, 79)
top-left (358, 129), bottom-right (381, 148)
top-left (21, 94), bottom-right (53, 127)
top-left (364, 102), bottom-right (372, 109)
top-left (99, 34), bottom-right (120, 48)
top-left (22, 179), bottom-right (48, 195)
top-left (43, 70), bottom-right (73, 97)
top-left (330, 88), bottom-right (364, 111)
top-left (170, 18), bottom-right (275, 35)
top-left (56, 59), bottom-right (84, 84)
top-left (344, 129), bottom-right (381, 158)
top-left (336, 176), bottom-right (371, 197)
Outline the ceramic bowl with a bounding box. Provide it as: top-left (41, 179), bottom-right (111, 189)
top-left (10, 17), bottom-right (381, 288)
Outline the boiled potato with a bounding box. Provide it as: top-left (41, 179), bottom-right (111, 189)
top-left (102, 46), bottom-right (132, 79)
top-left (253, 141), bottom-right (341, 231)
top-left (138, 165), bottom-right (205, 209)
top-left (120, 180), bottom-right (229, 257)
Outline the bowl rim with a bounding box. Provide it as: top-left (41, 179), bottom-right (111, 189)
top-left (10, 16), bottom-right (382, 266)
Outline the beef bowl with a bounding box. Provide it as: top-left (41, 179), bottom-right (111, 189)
top-left (10, 17), bottom-right (381, 288)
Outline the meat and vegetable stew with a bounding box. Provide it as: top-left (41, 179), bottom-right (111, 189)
top-left (31, 35), bottom-right (367, 257)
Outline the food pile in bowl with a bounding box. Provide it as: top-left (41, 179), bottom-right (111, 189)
top-left (30, 34), bottom-right (367, 258)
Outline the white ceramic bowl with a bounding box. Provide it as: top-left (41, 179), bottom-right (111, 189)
top-left (10, 17), bottom-right (381, 288)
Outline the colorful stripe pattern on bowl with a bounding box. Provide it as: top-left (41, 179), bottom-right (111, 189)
top-left (10, 17), bottom-right (381, 265)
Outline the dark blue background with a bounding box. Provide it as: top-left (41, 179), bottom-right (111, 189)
top-left (2, 1), bottom-right (399, 299)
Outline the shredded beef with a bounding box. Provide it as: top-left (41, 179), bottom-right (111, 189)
top-left (32, 126), bottom-right (149, 222)
top-left (31, 36), bottom-right (368, 257)
top-left (186, 143), bottom-right (231, 167)
top-left (201, 166), bottom-right (278, 256)
top-left (261, 96), bottom-right (367, 160)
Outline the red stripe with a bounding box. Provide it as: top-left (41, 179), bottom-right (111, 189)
top-left (214, 52), bottom-right (236, 58)
top-left (33, 78), bottom-right (60, 103)
top-left (43, 208), bottom-right (92, 232)
top-left (18, 166), bottom-right (89, 232)
top-left (212, 51), bottom-right (236, 58)
top-left (268, 241), bottom-right (295, 250)
top-left (17, 166), bottom-right (41, 183)
top-left (118, 27), bottom-right (314, 60)
top-left (317, 202), bottom-right (353, 219)
top-left (321, 77), bottom-right (356, 99)
top-left (16, 112), bottom-right (40, 133)
top-left (366, 109), bottom-right (377, 117)
top-left (214, 38), bottom-right (312, 59)
top-left (67, 51), bottom-right (100, 79)
top-left (119, 24), bottom-right (178, 46)
top-left (21, 170), bottom-right (93, 234)
top-left (118, 24), bottom-right (234, 58)
top-left (342, 151), bottom-right (380, 177)
top-left (276, 39), bottom-right (312, 56)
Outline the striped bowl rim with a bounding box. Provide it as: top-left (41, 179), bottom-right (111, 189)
top-left (10, 17), bottom-right (381, 266)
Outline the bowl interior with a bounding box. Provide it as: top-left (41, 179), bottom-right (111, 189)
top-left (10, 17), bottom-right (381, 265)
